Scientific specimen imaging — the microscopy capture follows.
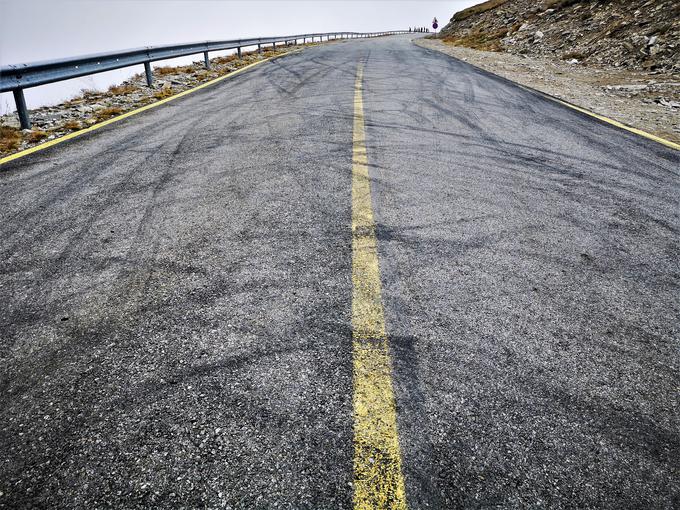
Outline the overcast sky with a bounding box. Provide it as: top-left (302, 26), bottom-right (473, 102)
top-left (0, 0), bottom-right (478, 113)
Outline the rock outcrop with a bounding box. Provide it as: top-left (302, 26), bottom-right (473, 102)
top-left (440, 0), bottom-right (679, 73)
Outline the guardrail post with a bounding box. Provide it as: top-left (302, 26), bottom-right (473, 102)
top-left (203, 51), bottom-right (211, 69)
top-left (272, 42), bottom-right (276, 49)
top-left (237, 46), bottom-right (242, 59)
top-left (144, 62), bottom-right (153, 87)
top-left (258, 43), bottom-right (262, 54)
top-left (12, 89), bottom-right (31, 130)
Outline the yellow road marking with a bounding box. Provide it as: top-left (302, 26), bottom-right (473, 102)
top-left (415, 40), bottom-right (679, 151)
top-left (546, 95), bottom-right (680, 151)
top-left (352, 62), bottom-right (407, 510)
top-left (0, 50), bottom-right (300, 167)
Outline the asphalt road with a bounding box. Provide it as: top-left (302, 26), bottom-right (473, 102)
top-left (1, 35), bottom-right (678, 509)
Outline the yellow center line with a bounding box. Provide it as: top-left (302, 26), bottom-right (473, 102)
top-left (352, 62), bottom-right (407, 510)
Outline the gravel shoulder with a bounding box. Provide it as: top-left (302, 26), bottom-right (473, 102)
top-left (416, 38), bottom-right (680, 145)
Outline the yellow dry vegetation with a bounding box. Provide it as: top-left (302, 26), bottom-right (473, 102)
top-left (0, 125), bottom-right (22, 153)
top-left (153, 87), bottom-right (174, 100)
top-left (62, 120), bottom-right (82, 131)
top-left (108, 83), bottom-right (137, 95)
top-left (453, 0), bottom-right (508, 21)
top-left (94, 107), bottom-right (123, 121)
top-left (443, 27), bottom-right (509, 51)
top-left (27, 130), bottom-right (49, 143)
top-left (155, 65), bottom-right (195, 76)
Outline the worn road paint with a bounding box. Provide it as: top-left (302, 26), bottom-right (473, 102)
top-left (0, 50), bottom-right (300, 167)
top-left (351, 62), bottom-right (407, 510)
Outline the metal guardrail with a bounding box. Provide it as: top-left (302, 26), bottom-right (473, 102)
top-left (0, 31), bottom-right (409, 129)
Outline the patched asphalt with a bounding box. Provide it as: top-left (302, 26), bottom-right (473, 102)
top-left (1, 35), bottom-right (679, 509)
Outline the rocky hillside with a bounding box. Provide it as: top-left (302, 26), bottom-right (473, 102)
top-left (440, 0), bottom-right (679, 72)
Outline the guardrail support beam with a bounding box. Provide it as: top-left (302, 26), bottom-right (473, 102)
top-left (204, 51), bottom-right (211, 69)
top-left (237, 47), bottom-right (242, 59)
top-left (257, 43), bottom-right (262, 54)
top-left (13, 89), bottom-right (31, 130)
top-left (144, 62), bottom-right (153, 87)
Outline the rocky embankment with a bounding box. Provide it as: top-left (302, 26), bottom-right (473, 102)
top-left (440, 0), bottom-right (679, 72)
top-left (424, 0), bottom-right (679, 144)
top-left (0, 44), bottom-right (310, 157)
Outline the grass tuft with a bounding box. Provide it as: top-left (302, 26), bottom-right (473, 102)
top-left (153, 87), bottom-right (174, 100)
top-left (94, 107), bottom-right (123, 122)
top-left (0, 125), bottom-right (23, 153)
top-left (81, 89), bottom-right (102, 99)
top-left (213, 54), bottom-right (239, 65)
top-left (443, 27), bottom-right (508, 51)
top-left (155, 65), bottom-right (195, 76)
top-left (108, 83), bottom-right (137, 95)
top-left (27, 130), bottom-right (49, 143)
top-left (63, 120), bottom-right (82, 131)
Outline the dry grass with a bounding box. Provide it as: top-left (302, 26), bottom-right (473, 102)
top-left (453, 0), bottom-right (508, 21)
top-left (94, 107), bottom-right (123, 122)
top-left (81, 89), bottom-right (102, 100)
top-left (0, 125), bottom-right (22, 152)
top-left (153, 87), bottom-right (174, 100)
top-left (64, 98), bottom-right (85, 107)
top-left (155, 65), bottom-right (195, 76)
top-left (192, 69), bottom-right (214, 80)
top-left (27, 130), bottom-right (49, 143)
top-left (213, 54), bottom-right (239, 65)
top-left (108, 83), bottom-right (137, 95)
top-left (63, 120), bottom-right (82, 131)
top-left (443, 27), bottom-right (508, 51)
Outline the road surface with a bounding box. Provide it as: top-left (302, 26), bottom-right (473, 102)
top-left (1, 35), bottom-right (678, 509)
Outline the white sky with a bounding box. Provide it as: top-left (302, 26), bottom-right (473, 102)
top-left (0, 0), bottom-right (478, 113)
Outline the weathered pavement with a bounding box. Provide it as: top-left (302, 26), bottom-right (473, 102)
top-left (1, 35), bottom-right (678, 508)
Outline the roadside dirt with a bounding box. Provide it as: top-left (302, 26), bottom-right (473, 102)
top-left (416, 38), bottom-right (680, 144)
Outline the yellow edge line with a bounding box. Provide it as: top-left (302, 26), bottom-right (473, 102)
top-left (352, 62), bottom-right (407, 510)
top-left (545, 94), bottom-right (680, 151)
top-left (414, 40), bottom-right (679, 151)
top-left (0, 50), bottom-right (299, 167)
